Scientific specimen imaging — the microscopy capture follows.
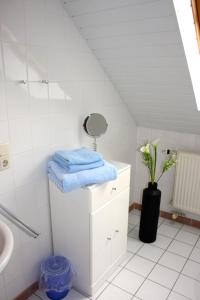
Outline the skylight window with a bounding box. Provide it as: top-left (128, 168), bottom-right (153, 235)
top-left (173, 0), bottom-right (200, 111)
top-left (191, 0), bottom-right (200, 52)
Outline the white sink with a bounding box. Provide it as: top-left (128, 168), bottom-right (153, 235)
top-left (0, 220), bottom-right (14, 273)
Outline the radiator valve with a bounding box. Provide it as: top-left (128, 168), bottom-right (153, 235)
top-left (172, 213), bottom-right (178, 220)
top-left (171, 211), bottom-right (184, 220)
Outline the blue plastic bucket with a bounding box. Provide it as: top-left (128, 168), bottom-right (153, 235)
top-left (40, 256), bottom-right (73, 300)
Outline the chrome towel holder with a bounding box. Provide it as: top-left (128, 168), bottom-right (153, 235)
top-left (0, 203), bottom-right (40, 239)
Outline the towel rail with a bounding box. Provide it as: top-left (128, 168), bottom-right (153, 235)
top-left (0, 203), bottom-right (40, 238)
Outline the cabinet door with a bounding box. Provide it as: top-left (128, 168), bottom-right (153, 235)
top-left (111, 188), bottom-right (129, 265)
top-left (91, 188), bottom-right (129, 283)
top-left (91, 203), bottom-right (112, 283)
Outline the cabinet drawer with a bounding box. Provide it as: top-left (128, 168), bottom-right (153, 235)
top-left (90, 167), bottom-right (130, 212)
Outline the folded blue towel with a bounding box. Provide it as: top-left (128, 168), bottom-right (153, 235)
top-left (48, 160), bottom-right (117, 193)
top-left (53, 148), bottom-right (103, 167)
top-left (53, 156), bottom-right (104, 173)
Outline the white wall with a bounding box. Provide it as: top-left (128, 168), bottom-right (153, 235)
top-left (134, 127), bottom-right (200, 221)
top-left (0, 1), bottom-right (137, 298)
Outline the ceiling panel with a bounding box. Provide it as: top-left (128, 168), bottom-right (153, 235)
top-left (70, 1), bottom-right (174, 27)
top-left (80, 16), bottom-right (178, 39)
top-left (64, 0), bottom-right (155, 16)
top-left (63, 0), bottom-right (200, 134)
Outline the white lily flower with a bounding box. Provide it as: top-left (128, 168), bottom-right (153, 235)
top-left (140, 146), bottom-right (146, 153)
top-left (140, 144), bottom-right (150, 153)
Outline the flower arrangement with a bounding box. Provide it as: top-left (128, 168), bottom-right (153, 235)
top-left (139, 140), bottom-right (177, 184)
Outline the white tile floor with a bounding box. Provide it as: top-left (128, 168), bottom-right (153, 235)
top-left (28, 210), bottom-right (200, 300)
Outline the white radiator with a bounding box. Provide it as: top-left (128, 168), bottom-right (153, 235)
top-left (173, 151), bottom-right (200, 215)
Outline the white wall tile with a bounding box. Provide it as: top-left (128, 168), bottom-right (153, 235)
top-left (12, 150), bottom-right (37, 188)
top-left (9, 117), bottom-right (32, 154)
top-left (25, 0), bottom-right (47, 46)
top-left (0, 46), bottom-right (4, 82)
top-left (6, 82), bottom-right (30, 118)
top-left (48, 47), bottom-right (87, 81)
top-left (62, 16), bottom-right (81, 49)
top-left (3, 42), bottom-right (27, 81)
top-left (0, 83), bottom-right (7, 120)
top-left (31, 117), bottom-right (51, 149)
top-left (0, 274), bottom-right (6, 300)
top-left (0, 120), bottom-right (9, 143)
top-left (0, 169), bottom-right (14, 195)
top-left (0, 0), bottom-right (26, 44)
top-left (3, 247), bottom-right (22, 285)
top-left (29, 83), bottom-right (49, 116)
top-left (27, 46), bottom-right (48, 81)
top-left (0, 191), bottom-right (16, 220)
top-left (5, 270), bottom-right (28, 300)
top-left (44, 0), bottom-right (65, 16)
top-left (45, 14), bottom-right (66, 48)
top-left (15, 182), bottom-right (40, 227)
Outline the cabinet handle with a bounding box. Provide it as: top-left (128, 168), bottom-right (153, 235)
top-left (115, 230), bottom-right (120, 233)
top-left (107, 237), bottom-right (112, 240)
top-left (112, 187), bottom-right (117, 191)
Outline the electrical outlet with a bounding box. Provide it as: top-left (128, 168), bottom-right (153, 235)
top-left (0, 144), bottom-right (10, 171)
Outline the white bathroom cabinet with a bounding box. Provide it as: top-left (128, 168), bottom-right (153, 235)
top-left (49, 161), bottom-right (131, 297)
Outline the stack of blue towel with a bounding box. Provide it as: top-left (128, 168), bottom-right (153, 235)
top-left (48, 148), bottom-right (117, 192)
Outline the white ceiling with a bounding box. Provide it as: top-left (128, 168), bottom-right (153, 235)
top-left (63, 0), bottom-right (200, 134)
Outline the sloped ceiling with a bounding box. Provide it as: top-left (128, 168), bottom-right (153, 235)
top-left (63, 0), bottom-right (200, 134)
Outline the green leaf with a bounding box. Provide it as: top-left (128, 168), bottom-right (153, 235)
top-left (138, 140), bottom-right (177, 183)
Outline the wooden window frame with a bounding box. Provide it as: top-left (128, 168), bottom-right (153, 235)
top-left (191, 0), bottom-right (200, 52)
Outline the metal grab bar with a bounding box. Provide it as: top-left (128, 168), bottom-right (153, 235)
top-left (0, 203), bottom-right (40, 239)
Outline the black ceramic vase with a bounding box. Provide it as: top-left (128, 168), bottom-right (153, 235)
top-left (139, 182), bottom-right (161, 243)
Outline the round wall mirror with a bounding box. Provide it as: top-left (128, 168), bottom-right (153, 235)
top-left (83, 113), bottom-right (108, 150)
top-left (83, 113), bottom-right (108, 137)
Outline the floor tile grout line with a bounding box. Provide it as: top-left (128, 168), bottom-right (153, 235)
top-left (124, 221), bottom-right (184, 297)
top-left (109, 281), bottom-right (135, 296)
top-left (167, 290), bottom-right (191, 300)
top-left (95, 251), bottom-right (138, 299)
top-left (98, 238), bottom-right (145, 299)
top-left (33, 292), bottom-right (43, 300)
top-left (100, 239), bottom-right (145, 296)
top-left (135, 222), bottom-right (183, 299)
top-left (124, 230), bottom-right (167, 298)
top-left (132, 210), bottom-right (200, 235)
top-left (128, 220), bottom-right (199, 248)
top-left (163, 248), bottom-right (194, 260)
top-left (92, 282), bottom-right (110, 300)
top-left (143, 223), bottom-right (184, 299)
top-left (129, 230), bottom-right (199, 249)
top-left (166, 228), bottom-right (200, 300)
top-left (128, 232), bottom-right (200, 295)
